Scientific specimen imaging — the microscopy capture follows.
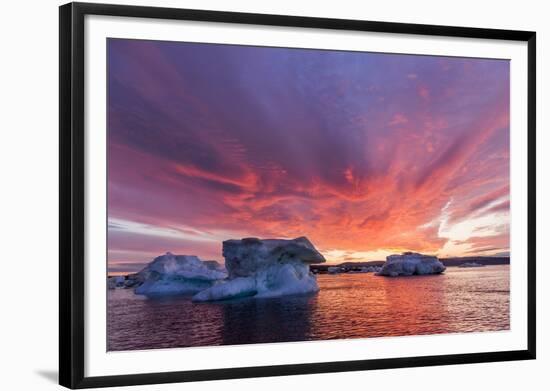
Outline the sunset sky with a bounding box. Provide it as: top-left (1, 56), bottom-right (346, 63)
top-left (107, 38), bottom-right (510, 272)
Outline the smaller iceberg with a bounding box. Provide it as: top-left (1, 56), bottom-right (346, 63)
top-left (458, 262), bottom-right (485, 268)
top-left (107, 275), bottom-right (125, 289)
top-left (328, 266), bottom-right (342, 274)
top-left (350, 265), bottom-right (382, 273)
top-left (377, 252), bottom-right (445, 277)
top-left (193, 236), bottom-right (325, 302)
top-left (134, 253), bottom-right (227, 296)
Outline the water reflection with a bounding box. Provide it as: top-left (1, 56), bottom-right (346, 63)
top-left (219, 294), bottom-right (317, 345)
top-left (108, 266), bottom-right (510, 351)
top-left (376, 274), bottom-right (450, 335)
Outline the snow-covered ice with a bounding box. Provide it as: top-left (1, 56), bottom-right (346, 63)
top-left (107, 276), bottom-right (124, 289)
top-left (327, 266), bottom-right (342, 274)
top-left (458, 262), bottom-right (485, 268)
top-left (377, 252), bottom-right (445, 276)
top-left (193, 236), bottom-right (325, 302)
top-left (134, 253), bottom-right (227, 296)
top-left (107, 275), bottom-right (125, 289)
top-left (351, 265), bottom-right (382, 273)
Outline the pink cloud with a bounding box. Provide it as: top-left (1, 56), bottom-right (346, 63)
top-left (418, 85), bottom-right (430, 100)
top-left (107, 39), bottom-right (510, 264)
top-left (388, 113), bottom-right (409, 126)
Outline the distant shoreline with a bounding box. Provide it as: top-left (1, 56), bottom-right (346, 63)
top-left (439, 256), bottom-right (510, 267)
top-left (309, 256), bottom-right (510, 273)
top-left (108, 256), bottom-right (510, 277)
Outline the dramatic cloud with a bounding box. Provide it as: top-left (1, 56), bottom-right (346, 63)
top-left (107, 39), bottom-right (510, 267)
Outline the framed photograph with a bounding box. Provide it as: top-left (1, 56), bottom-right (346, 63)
top-left (59, 2), bottom-right (536, 389)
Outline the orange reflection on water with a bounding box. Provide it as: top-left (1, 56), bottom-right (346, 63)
top-left (108, 265), bottom-right (509, 351)
top-left (310, 266), bottom-right (509, 340)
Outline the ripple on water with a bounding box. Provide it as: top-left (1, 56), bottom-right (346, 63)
top-left (107, 265), bottom-right (509, 351)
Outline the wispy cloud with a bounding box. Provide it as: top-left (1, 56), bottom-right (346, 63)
top-left (107, 39), bottom-right (510, 264)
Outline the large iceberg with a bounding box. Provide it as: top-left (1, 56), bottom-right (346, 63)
top-left (377, 252), bottom-right (445, 277)
top-left (134, 252), bottom-right (227, 296)
top-left (193, 236), bottom-right (326, 302)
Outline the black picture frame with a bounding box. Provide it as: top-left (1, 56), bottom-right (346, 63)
top-left (59, 2), bottom-right (536, 389)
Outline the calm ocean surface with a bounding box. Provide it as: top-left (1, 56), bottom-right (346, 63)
top-left (107, 265), bottom-right (509, 351)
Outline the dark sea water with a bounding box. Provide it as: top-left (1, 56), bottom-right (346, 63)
top-left (107, 265), bottom-right (509, 351)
